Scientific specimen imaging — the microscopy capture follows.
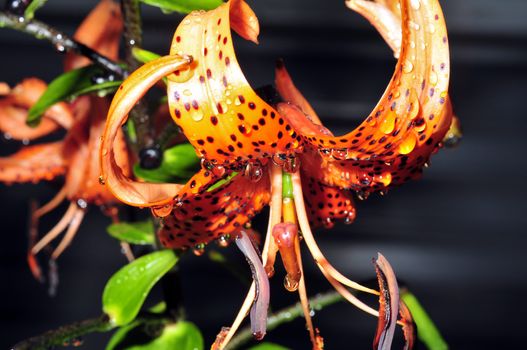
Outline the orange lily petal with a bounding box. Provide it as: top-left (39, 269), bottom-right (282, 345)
top-left (275, 60), bottom-right (322, 125)
top-left (0, 78), bottom-right (73, 140)
top-left (0, 82), bottom-right (9, 95)
top-left (100, 55), bottom-right (192, 207)
top-left (346, 0), bottom-right (402, 57)
top-left (0, 141), bottom-right (66, 184)
top-left (167, 0), bottom-right (299, 166)
top-left (282, 0), bottom-right (451, 193)
top-left (300, 167), bottom-right (356, 228)
top-left (64, 0), bottom-right (123, 71)
top-left (159, 170), bottom-right (270, 249)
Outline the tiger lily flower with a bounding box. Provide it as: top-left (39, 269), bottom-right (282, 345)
top-left (0, 0), bottom-right (129, 282)
top-left (100, 0), bottom-right (452, 347)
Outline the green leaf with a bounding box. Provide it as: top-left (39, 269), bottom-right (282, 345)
top-left (24, 0), bottom-right (48, 20)
top-left (248, 343), bottom-right (291, 350)
top-left (401, 291), bottom-right (449, 350)
top-left (207, 172), bottom-right (238, 192)
top-left (103, 250), bottom-right (178, 326)
top-left (27, 65), bottom-right (122, 126)
top-left (107, 322), bottom-right (203, 350)
top-left (139, 0), bottom-right (223, 14)
top-left (107, 221), bottom-right (155, 245)
top-left (132, 48), bottom-right (161, 64)
top-left (133, 143), bottom-right (200, 184)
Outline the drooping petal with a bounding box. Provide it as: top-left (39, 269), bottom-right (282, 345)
top-left (0, 78), bottom-right (73, 140)
top-left (167, 0), bottom-right (300, 166)
top-left (0, 141), bottom-right (66, 184)
top-left (159, 169), bottom-right (270, 249)
top-left (373, 253), bottom-right (399, 350)
top-left (64, 0), bottom-right (123, 71)
top-left (293, 0), bottom-right (451, 193)
top-left (399, 300), bottom-right (416, 350)
top-left (100, 55), bottom-right (192, 207)
top-left (275, 59), bottom-right (322, 125)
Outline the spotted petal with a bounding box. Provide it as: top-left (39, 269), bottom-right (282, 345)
top-left (287, 0), bottom-right (452, 193)
top-left (167, 0), bottom-right (300, 166)
top-left (159, 170), bottom-right (270, 249)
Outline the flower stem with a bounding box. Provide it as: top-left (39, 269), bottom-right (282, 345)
top-left (0, 11), bottom-right (126, 77)
top-left (120, 0), bottom-right (153, 150)
top-left (226, 291), bottom-right (344, 350)
top-left (11, 315), bottom-right (114, 350)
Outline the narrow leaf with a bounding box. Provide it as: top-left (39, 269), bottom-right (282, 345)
top-left (103, 250), bottom-right (178, 326)
top-left (24, 0), bottom-right (48, 20)
top-left (27, 65), bottom-right (121, 125)
top-left (107, 220), bottom-right (155, 245)
top-left (132, 47), bottom-right (161, 63)
top-left (139, 0), bottom-right (223, 14)
top-left (400, 291), bottom-right (449, 350)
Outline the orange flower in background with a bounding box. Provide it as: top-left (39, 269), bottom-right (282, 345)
top-left (0, 0), bottom-right (129, 283)
top-left (100, 0), bottom-right (453, 347)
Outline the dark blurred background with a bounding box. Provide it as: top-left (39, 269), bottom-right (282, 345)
top-left (1, 0), bottom-right (526, 349)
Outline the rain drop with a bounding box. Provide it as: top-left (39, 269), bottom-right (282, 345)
top-left (403, 60), bottom-right (414, 73)
top-left (284, 274), bottom-right (299, 292)
top-left (380, 111), bottom-right (396, 134)
top-left (410, 0), bottom-right (421, 10)
top-left (399, 133), bottom-right (417, 155)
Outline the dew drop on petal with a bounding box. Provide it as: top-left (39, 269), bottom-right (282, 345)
top-left (399, 133), bottom-right (417, 155)
top-left (380, 111), bottom-right (396, 134)
top-left (403, 60), bottom-right (414, 73)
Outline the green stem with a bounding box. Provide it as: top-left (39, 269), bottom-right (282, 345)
top-left (11, 315), bottom-right (114, 350)
top-left (227, 291), bottom-right (343, 350)
top-left (0, 11), bottom-right (126, 77)
top-left (121, 0), bottom-right (153, 150)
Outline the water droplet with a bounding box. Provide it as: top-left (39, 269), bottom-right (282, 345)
top-left (217, 234), bottom-right (230, 247)
top-left (218, 101), bottom-right (228, 114)
top-left (283, 154), bottom-right (300, 173)
top-left (410, 0), bottom-right (421, 10)
top-left (380, 111), bottom-right (396, 134)
top-left (55, 44), bottom-right (65, 53)
top-left (102, 148), bottom-right (108, 156)
top-left (193, 243), bottom-right (205, 256)
top-left (152, 203), bottom-right (173, 217)
top-left (183, 89), bottom-right (192, 96)
top-left (407, 90), bottom-right (420, 120)
top-left (429, 70), bottom-right (438, 86)
top-left (284, 274), bottom-right (299, 292)
top-left (245, 162), bottom-right (263, 182)
top-left (399, 133), bottom-right (417, 155)
top-left (375, 172), bottom-right (392, 186)
top-left (22, 138), bottom-right (29, 145)
top-left (331, 148), bottom-right (349, 160)
top-left (76, 199), bottom-right (88, 209)
top-left (403, 60), bottom-right (414, 73)
top-left (98, 176), bottom-right (105, 185)
top-left (192, 112), bottom-right (203, 122)
top-left (344, 211), bottom-right (355, 224)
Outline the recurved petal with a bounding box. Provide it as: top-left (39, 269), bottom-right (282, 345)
top-left (159, 169), bottom-right (270, 249)
top-left (373, 253), bottom-right (399, 350)
top-left (298, 0), bottom-right (451, 192)
top-left (100, 55), bottom-right (192, 208)
top-left (0, 78), bottom-right (73, 140)
top-left (0, 141), bottom-right (66, 184)
top-left (346, 0), bottom-right (402, 56)
top-left (275, 59), bottom-right (322, 125)
top-left (64, 0), bottom-right (123, 71)
top-left (167, 0), bottom-right (300, 166)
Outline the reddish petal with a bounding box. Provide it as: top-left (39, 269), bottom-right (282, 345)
top-left (0, 141), bottom-right (66, 184)
top-left (0, 78), bottom-right (73, 140)
top-left (275, 60), bottom-right (322, 125)
top-left (300, 163), bottom-right (356, 229)
top-left (64, 0), bottom-right (123, 71)
top-left (159, 170), bottom-right (270, 249)
top-left (100, 55), bottom-right (192, 207)
top-left (167, 1), bottom-right (299, 166)
top-left (399, 300), bottom-right (416, 350)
